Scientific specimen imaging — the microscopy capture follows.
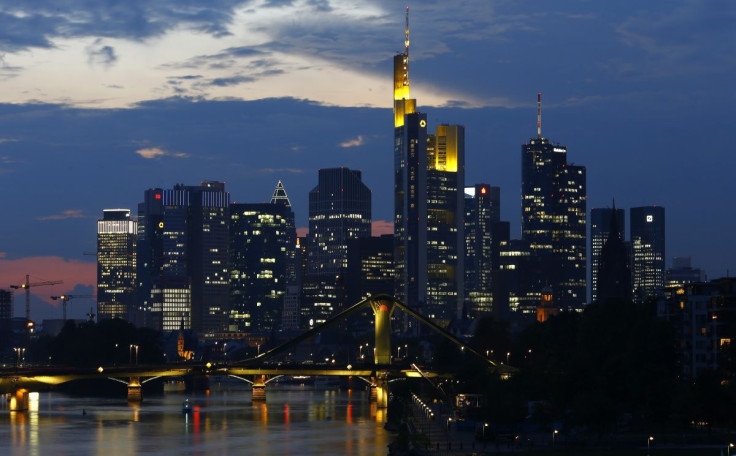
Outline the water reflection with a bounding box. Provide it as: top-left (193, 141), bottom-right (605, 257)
top-left (0, 385), bottom-right (389, 455)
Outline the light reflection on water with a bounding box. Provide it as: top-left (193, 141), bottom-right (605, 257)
top-left (0, 384), bottom-right (389, 455)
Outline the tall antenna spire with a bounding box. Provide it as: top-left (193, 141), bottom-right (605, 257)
top-left (405, 6), bottom-right (410, 55)
top-left (537, 92), bottom-right (542, 139)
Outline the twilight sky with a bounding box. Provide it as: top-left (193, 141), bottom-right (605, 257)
top-left (0, 0), bottom-right (734, 320)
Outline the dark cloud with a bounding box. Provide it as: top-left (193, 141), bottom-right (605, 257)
top-left (86, 40), bottom-right (117, 67)
top-left (0, 1), bottom-right (250, 52)
top-left (208, 75), bottom-right (256, 86)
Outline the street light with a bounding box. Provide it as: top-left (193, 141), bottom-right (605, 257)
top-left (482, 422), bottom-right (489, 445)
top-left (647, 436), bottom-right (654, 454)
top-left (728, 443), bottom-right (734, 456)
top-left (553, 429), bottom-right (558, 449)
top-left (506, 352), bottom-right (510, 365)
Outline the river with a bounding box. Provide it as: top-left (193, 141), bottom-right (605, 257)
top-left (0, 381), bottom-right (390, 455)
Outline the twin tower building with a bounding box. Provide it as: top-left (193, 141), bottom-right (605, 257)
top-left (97, 10), bottom-right (665, 336)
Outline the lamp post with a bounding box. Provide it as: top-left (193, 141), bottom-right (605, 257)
top-left (506, 352), bottom-right (510, 365)
top-left (482, 422), bottom-right (488, 446)
top-left (728, 443), bottom-right (734, 456)
top-left (552, 429), bottom-right (558, 449)
top-left (647, 436), bottom-right (654, 454)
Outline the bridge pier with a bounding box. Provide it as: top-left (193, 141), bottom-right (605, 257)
top-left (252, 374), bottom-right (267, 402)
top-left (8, 389), bottom-right (29, 412)
top-left (375, 372), bottom-right (390, 409)
top-left (128, 377), bottom-right (142, 402)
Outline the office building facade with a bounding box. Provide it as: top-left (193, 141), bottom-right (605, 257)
top-left (521, 94), bottom-right (586, 310)
top-left (97, 209), bottom-right (137, 320)
top-left (230, 182), bottom-right (296, 333)
top-left (464, 184), bottom-right (500, 317)
top-left (631, 206), bottom-right (666, 303)
top-left (590, 207), bottom-right (626, 303)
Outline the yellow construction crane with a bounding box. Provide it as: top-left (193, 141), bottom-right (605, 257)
top-left (50, 294), bottom-right (95, 321)
top-left (10, 275), bottom-right (63, 323)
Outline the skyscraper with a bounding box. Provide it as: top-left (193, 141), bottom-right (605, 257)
top-left (425, 125), bottom-right (465, 325)
top-left (307, 168), bottom-right (372, 275)
top-left (521, 93), bottom-right (587, 310)
top-left (464, 184), bottom-right (500, 317)
top-left (230, 181), bottom-right (296, 333)
top-left (97, 209), bottom-right (137, 320)
top-left (596, 207), bottom-right (632, 303)
top-left (393, 9), bottom-right (427, 319)
top-left (303, 168), bottom-right (371, 326)
top-left (136, 182), bottom-right (230, 334)
top-left (631, 206), bottom-right (665, 302)
top-left (590, 206), bottom-right (626, 303)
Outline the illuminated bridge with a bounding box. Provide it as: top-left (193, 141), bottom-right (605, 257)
top-left (0, 294), bottom-right (511, 411)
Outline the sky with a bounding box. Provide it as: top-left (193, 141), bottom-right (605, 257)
top-left (0, 0), bottom-right (734, 321)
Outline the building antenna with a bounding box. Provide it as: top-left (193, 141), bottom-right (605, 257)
top-left (405, 6), bottom-right (410, 56)
top-left (537, 92), bottom-right (542, 139)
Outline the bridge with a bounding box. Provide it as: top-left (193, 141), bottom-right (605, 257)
top-left (0, 294), bottom-right (510, 411)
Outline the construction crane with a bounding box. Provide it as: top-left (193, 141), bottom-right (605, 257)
top-left (50, 294), bottom-right (95, 321)
top-left (10, 275), bottom-right (63, 323)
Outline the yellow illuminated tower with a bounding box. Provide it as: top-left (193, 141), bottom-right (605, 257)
top-left (393, 6), bottom-right (416, 128)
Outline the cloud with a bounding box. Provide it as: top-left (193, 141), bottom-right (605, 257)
top-left (371, 220), bottom-right (393, 236)
top-left (296, 227), bottom-right (308, 237)
top-left (135, 146), bottom-right (188, 159)
top-left (0, 252), bottom-right (5, 259)
top-left (339, 135), bottom-right (364, 148)
top-left (209, 75), bottom-right (255, 87)
top-left (36, 209), bottom-right (88, 221)
top-left (86, 39), bottom-right (117, 68)
top-left (0, 138), bottom-right (20, 144)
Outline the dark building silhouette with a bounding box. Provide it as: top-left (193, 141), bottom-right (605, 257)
top-left (345, 235), bottom-right (394, 305)
top-left (521, 93), bottom-right (586, 310)
top-left (464, 184), bottom-right (500, 317)
top-left (631, 206), bottom-right (665, 303)
top-left (596, 205), bottom-right (632, 303)
top-left (136, 182), bottom-right (230, 334)
top-left (97, 209), bottom-right (137, 321)
top-left (229, 181), bottom-right (296, 333)
top-left (590, 206), bottom-right (626, 303)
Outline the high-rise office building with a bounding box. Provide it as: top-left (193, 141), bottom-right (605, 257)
top-left (393, 9), bottom-right (427, 320)
top-left (521, 93), bottom-right (586, 310)
top-left (345, 235), bottom-right (395, 306)
top-left (464, 184), bottom-right (500, 317)
top-left (666, 257), bottom-right (705, 288)
top-left (303, 168), bottom-right (370, 326)
top-left (590, 206), bottom-right (626, 303)
top-left (596, 208), bottom-right (632, 303)
top-left (137, 182), bottom-right (230, 334)
top-left (230, 181), bottom-right (296, 333)
top-left (425, 125), bottom-right (465, 326)
top-left (307, 168), bottom-right (371, 276)
top-left (631, 206), bottom-right (665, 302)
top-left (97, 209), bottom-right (137, 320)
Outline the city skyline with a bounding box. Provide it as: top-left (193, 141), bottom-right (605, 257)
top-left (0, 1), bottom-right (734, 319)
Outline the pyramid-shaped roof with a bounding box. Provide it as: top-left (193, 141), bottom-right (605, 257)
top-left (270, 180), bottom-right (291, 207)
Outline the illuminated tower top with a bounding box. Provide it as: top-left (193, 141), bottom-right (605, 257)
top-left (393, 6), bottom-right (416, 128)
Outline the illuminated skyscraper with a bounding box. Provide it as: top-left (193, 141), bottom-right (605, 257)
top-left (464, 184), bottom-right (500, 317)
top-left (303, 168), bottom-right (370, 326)
top-left (97, 209), bottom-right (137, 320)
top-left (136, 182), bottom-right (230, 334)
top-left (631, 206), bottom-right (665, 302)
top-left (521, 93), bottom-right (587, 310)
top-left (393, 8), bottom-right (427, 319)
top-left (590, 206), bottom-right (625, 302)
top-left (307, 168), bottom-right (372, 275)
top-left (230, 181), bottom-right (296, 333)
top-left (425, 125), bottom-right (465, 325)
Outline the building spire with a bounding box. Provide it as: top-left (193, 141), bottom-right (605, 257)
top-left (537, 92), bottom-right (542, 139)
top-left (405, 6), bottom-right (410, 55)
